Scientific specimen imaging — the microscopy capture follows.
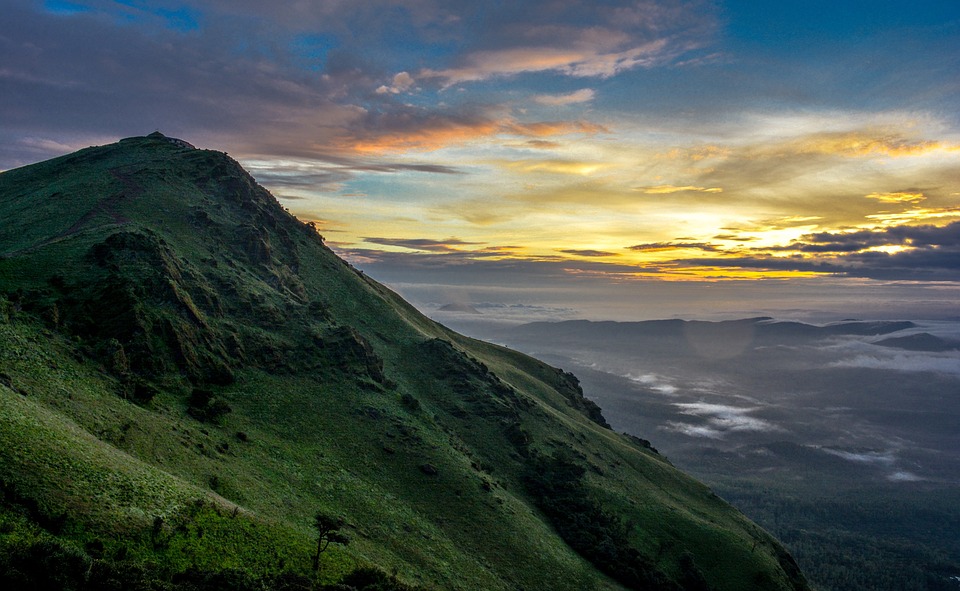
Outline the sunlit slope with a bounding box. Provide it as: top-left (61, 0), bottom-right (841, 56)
top-left (0, 134), bottom-right (808, 590)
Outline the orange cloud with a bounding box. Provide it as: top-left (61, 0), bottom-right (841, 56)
top-left (343, 116), bottom-right (605, 154)
top-left (346, 119), bottom-right (501, 154)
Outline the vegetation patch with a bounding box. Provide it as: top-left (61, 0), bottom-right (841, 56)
top-left (0, 134), bottom-right (811, 591)
top-left (523, 451), bottom-right (688, 590)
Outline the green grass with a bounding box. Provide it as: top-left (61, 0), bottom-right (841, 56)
top-left (0, 134), bottom-right (811, 591)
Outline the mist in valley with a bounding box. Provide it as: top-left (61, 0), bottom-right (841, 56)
top-left (432, 309), bottom-right (960, 591)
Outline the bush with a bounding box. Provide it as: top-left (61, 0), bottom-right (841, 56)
top-left (523, 452), bottom-right (679, 591)
top-left (188, 388), bottom-right (232, 423)
top-left (0, 538), bottom-right (91, 591)
top-left (339, 566), bottom-right (421, 591)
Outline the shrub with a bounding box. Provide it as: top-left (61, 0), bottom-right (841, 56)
top-left (0, 538), bottom-right (91, 591)
top-left (523, 452), bottom-right (679, 591)
top-left (339, 566), bottom-right (422, 590)
top-left (188, 388), bottom-right (232, 423)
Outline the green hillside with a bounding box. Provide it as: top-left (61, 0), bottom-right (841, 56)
top-left (0, 133), bottom-right (808, 590)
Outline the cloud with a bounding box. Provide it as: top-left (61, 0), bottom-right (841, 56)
top-left (514, 139), bottom-right (562, 150)
top-left (500, 159), bottom-right (609, 175)
top-left (820, 448), bottom-right (896, 465)
top-left (533, 88), bottom-right (596, 106)
top-left (339, 108), bottom-right (501, 153)
top-left (787, 131), bottom-right (948, 158)
top-left (780, 221), bottom-right (960, 256)
top-left (637, 185), bottom-right (723, 194)
top-left (663, 422), bottom-right (723, 439)
top-left (6, 0), bottom-right (960, 296)
top-left (663, 402), bottom-right (783, 439)
top-left (829, 350), bottom-right (960, 376)
top-left (376, 71), bottom-right (415, 94)
top-left (421, 39), bottom-right (681, 85)
top-left (678, 244), bottom-right (960, 281)
top-left (240, 156), bottom-right (464, 197)
top-left (625, 373), bottom-right (677, 395)
top-left (558, 249), bottom-right (619, 258)
top-left (0, 1), bottom-right (374, 164)
top-left (866, 191), bottom-right (926, 204)
top-left (627, 242), bottom-right (721, 253)
top-left (665, 121), bottom-right (960, 223)
top-left (5, 1), bottom-right (623, 164)
top-left (412, 0), bottom-right (717, 86)
top-left (331, 241), bottom-right (960, 321)
top-left (362, 237), bottom-right (484, 252)
top-left (887, 471), bottom-right (923, 482)
top-left (428, 301), bottom-right (580, 325)
top-left (340, 106), bottom-right (606, 154)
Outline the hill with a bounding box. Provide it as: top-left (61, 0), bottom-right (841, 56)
top-left (0, 133), bottom-right (808, 590)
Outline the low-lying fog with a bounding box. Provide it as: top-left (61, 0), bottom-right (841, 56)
top-left (435, 312), bottom-right (960, 486)
top-left (430, 308), bottom-right (960, 588)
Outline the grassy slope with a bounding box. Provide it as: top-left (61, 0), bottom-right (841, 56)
top-left (0, 135), bottom-right (807, 590)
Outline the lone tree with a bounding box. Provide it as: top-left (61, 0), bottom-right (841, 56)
top-left (312, 512), bottom-right (350, 572)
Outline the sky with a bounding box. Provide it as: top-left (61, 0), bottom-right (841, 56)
top-left (3, 0), bottom-right (960, 321)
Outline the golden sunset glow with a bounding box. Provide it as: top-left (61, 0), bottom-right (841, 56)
top-left (293, 114), bottom-right (960, 282)
top-left (5, 0), bottom-right (959, 298)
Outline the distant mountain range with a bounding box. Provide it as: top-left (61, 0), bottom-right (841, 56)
top-left (0, 134), bottom-right (808, 590)
top-left (508, 316), bottom-right (918, 342)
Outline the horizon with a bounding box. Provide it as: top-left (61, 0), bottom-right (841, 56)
top-left (3, 0), bottom-right (959, 320)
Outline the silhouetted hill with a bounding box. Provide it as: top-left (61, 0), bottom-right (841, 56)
top-left (876, 332), bottom-right (960, 352)
top-left (508, 317), bottom-right (917, 355)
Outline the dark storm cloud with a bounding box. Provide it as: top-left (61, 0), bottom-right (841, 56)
top-left (679, 221), bottom-right (960, 281)
top-left (796, 223), bottom-right (960, 252)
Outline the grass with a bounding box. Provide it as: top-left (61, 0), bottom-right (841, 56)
top-left (0, 134), bottom-right (811, 591)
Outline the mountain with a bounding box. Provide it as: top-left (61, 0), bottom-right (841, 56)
top-left (875, 332), bottom-right (960, 352)
top-left (506, 317), bottom-right (917, 345)
top-left (0, 133), bottom-right (808, 591)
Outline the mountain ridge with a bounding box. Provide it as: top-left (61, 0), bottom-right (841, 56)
top-left (0, 133), bottom-right (808, 590)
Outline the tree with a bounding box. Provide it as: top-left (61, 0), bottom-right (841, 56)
top-left (312, 512), bottom-right (350, 572)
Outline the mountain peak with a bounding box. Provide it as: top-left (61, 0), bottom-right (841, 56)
top-left (140, 130), bottom-right (197, 149)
